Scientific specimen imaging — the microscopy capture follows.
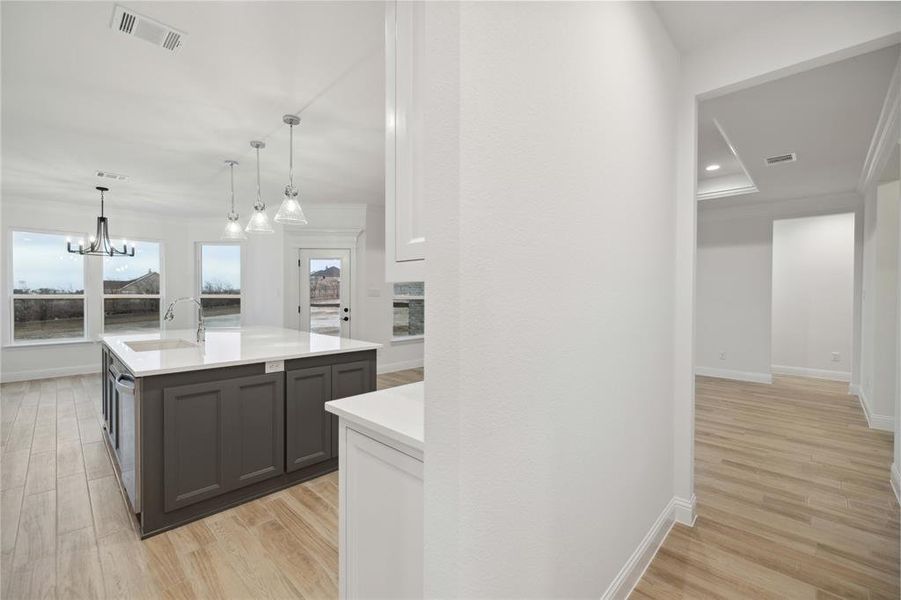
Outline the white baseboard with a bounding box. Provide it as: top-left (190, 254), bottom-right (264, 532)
top-left (601, 495), bottom-right (694, 600)
top-left (672, 494), bottom-right (697, 526)
top-left (694, 367), bottom-right (772, 384)
top-left (376, 358), bottom-right (424, 375)
top-left (891, 464), bottom-right (900, 506)
top-left (770, 364), bottom-right (850, 382)
top-left (0, 365), bottom-right (100, 384)
top-left (848, 383), bottom-right (861, 396)
top-left (854, 387), bottom-right (894, 432)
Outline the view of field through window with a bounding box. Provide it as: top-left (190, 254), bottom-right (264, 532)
top-left (200, 244), bottom-right (241, 327)
top-left (12, 231), bottom-right (85, 340)
top-left (309, 258), bottom-right (342, 335)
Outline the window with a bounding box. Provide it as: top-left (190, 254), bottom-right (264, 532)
top-left (103, 241), bottom-right (162, 332)
top-left (393, 282), bottom-right (424, 338)
top-left (198, 244), bottom-right (241, 328)
top-left (11, 231), bottom-right (86, 341)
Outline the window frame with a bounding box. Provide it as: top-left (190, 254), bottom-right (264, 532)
top-left (391, 281), bottom-right (425, 342)
top-left (195, 241), bottom-right (244, 329)
top-left (7, 227), bottom-right (89, 346)
top-left (101, 237), bottom-right (164, 334)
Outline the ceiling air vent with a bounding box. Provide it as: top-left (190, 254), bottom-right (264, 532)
top-left (765, 152), bottom-right (797, 166)
top-left (96, 170), bottom-right (129, 182)
top-left (111, 5), bottom-right (185, 53)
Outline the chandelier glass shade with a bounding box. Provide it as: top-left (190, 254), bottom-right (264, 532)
top-left (274, 114), bottom-right (308, 225)
top-left (67, 187), bottom-right (135, 257)
top-left (245, 140), bottom-right (274, 234)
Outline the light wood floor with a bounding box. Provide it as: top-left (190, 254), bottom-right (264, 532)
top-left (0, 368), bottom-right (423, 600)
top-left (635, 376), bottom-right (900, 600)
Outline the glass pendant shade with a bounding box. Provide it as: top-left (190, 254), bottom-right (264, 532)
top-left (221, 160), bottom-right (247, 240)
top-left (273, 114), bottom-right (309, 225)
top-left (274, 189), bottom-right (308, 224)
top-left (221, 213), bottom-right (246, 240)
top-left (245, 206), bottom-right (274, 234)
top-left (245, 140), bottom-right (274, 234)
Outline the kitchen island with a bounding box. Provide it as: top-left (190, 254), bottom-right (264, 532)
top-left (100, 326), bottom-right (380, 538)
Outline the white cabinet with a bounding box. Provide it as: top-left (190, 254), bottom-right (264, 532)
top-left (339, 426), bottom-right (423, 599)
top-left (385, 0), bottom-right (426, 282)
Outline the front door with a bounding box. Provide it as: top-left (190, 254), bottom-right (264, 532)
top-left (299, 249), bottom-right (351, 337)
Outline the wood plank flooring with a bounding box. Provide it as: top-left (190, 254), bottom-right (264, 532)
top-left (0, 368), bottom-right (423, 600)
top-left (635, 376), bottom-right (900, 600)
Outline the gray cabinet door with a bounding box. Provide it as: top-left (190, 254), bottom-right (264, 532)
top-left (331, 360), bottom-right (374, 456)
top-left (285, 366), bottom-right (332, 472)
top-left (163, 380), bottom-right (230, 512)
top-left (231, 374), bottom-right (284, 489)
top-left (163, 373), bottom-right (285, 512)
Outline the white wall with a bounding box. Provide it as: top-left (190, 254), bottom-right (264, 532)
top-left (674, 2), bottom-right (901, 509)
top-left (696, 213), bottom-right (772, 381)
top-left (771, 213), bottom-right (855, 379)
top-left (860, 180), bottom-right (900, 428)
top-left (424, 3), bottom-right (680, 596)
top-left (695, 194), bottom-right (860, 384)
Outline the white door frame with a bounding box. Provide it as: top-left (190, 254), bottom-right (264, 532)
top-left (299, 248), bottom-right (353, 338)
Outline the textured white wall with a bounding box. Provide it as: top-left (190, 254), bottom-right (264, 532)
top-left (771, 213), bottom-right (855, 378)
top-left (860, 180), bottom-right (900, 423)
top-left (424, 2), bottom-right (679, 596)
top-left (696, 214), bottom-right (773, 379)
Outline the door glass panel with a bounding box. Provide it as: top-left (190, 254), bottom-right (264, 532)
top-left (308, 258), bottom-right (342, 336)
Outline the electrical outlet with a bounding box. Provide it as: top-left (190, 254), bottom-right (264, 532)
top-left (719, 351), bottom-right (727, 361)
top-left (831, 352), bottom-right (840, 362)
top-left (265, 360), bottom-right (284, 373)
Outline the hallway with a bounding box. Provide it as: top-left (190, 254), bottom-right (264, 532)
top-left (635, 376), bottom-right (899, 599)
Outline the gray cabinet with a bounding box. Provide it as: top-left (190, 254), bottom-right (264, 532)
top-left (331, 360), bottom-right (373, 456)
top-left (286, 359), bottom-right (374, 470)
top-left (163, 372), bottom-right (284, 512)
top-left (286, 366), bottom-right (332, 472)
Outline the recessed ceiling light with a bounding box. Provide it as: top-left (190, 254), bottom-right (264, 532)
top-left (705, 164), bottom-right (721, 172)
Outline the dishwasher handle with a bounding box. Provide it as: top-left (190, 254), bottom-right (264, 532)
top-left (115, 374), bottom-right (135, 395)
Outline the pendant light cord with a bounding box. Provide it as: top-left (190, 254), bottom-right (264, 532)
top-left (256, 145), bottom-right (263, 206)
top-left (229, 163), bottom-right (236, 213)
top-left (288, 123), bottom-right (295, 188)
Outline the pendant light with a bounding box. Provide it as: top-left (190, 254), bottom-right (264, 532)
top-left (274, 114), bottom-right (308, 225)
top-left (67, 186), bottom-right (135, 257)
top-left (245, 140), bottom-right (274, 234)
top-left (221, 160), bottom-right (246, 240)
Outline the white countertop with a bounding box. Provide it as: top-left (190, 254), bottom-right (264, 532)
top-left (325, 382), bottom-right (423, 452)
top-left (101, 326), bottom-right (381, 377)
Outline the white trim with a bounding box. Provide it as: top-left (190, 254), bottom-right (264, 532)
top-left (696, 184), bottom-right (759, 202)
top-left (376, 357), bottom-right (423, 375)
top-left (858, 53), bottom-right (900, 193)
top-left (891, 463), bottom-right (900, 506)
top-left (854, 386), bottom-right (894, 431)
top-left (770, 364), bottom-right (851, 382)
top-left (694, 366), bottom-right (772, 384)
top-left (1, 364), bottom-right (100, 384)
top-left (600, 495), bottom-right (694, 600)
top-left (391, 334), bottom-right (424, 344)
top-left (672, 494), bottom-right (697, 527)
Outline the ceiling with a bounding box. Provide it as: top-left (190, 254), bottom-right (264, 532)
top-left (652, 1), bottom-right (803, 53)
top-left (1, 1), bottom-right (385, 218)
top-left (697, 44), bottom-right (900, 206)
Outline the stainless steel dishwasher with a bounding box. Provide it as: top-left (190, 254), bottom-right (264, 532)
top-left (112, 364), bottom-right (141, 514)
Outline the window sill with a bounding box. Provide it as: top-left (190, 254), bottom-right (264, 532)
top-left (391, 335), bottom-right (424, 344)
top-left (3, 337), bottom-right (95, 349)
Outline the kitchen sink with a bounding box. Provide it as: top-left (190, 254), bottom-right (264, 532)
top-left (125, 339), bottom-right (198, 352)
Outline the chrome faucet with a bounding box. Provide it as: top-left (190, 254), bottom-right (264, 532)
top-left (163, 297), bottom-right (206, 343)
